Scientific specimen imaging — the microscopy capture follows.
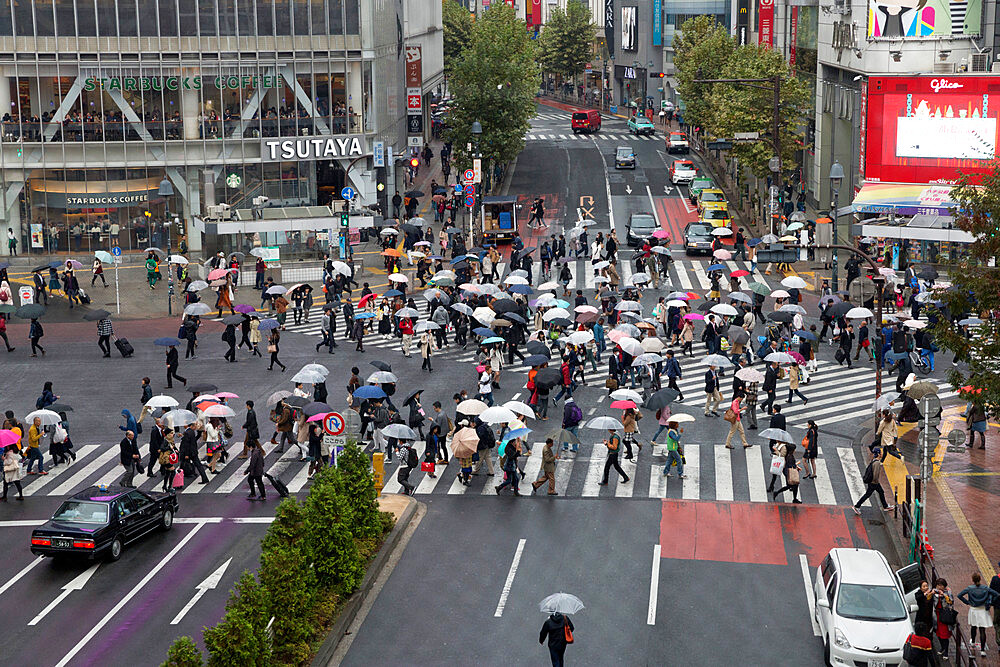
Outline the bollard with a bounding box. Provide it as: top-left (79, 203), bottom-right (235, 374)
top-left (372, 452), bottom-right (385, 497)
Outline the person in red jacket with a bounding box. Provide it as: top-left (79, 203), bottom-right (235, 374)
top-left (399, 317), bottom-right (414, 357)
top-left (903, 622), bottom-right (933, 666)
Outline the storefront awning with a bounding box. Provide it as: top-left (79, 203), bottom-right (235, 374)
top-left (28, 177), bottom-right (162, 210)
top-left (851, 182), bottom-right (960, 216)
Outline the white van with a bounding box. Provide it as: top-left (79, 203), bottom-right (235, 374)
top-left (814, 548), bottom-right (922, 667)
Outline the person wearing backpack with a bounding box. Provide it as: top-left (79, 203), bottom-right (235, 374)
top-left (560, 398), bottom-right (582, 453)
top-left (661, 422), bottom-right (685, 478)
top-left (598, 429), bottom-right (629, 486)
top-left (397, 442), bottom-right (418, 495)
top-left (853, 447), bottom-right (894, 514)
top-left (539, 611), bottom-right (574, 666)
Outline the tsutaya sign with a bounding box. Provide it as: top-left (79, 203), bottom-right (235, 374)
top-left (84, 75), bottom-right (283, 92)
top-left (262, 136), bottom-right (370, 161)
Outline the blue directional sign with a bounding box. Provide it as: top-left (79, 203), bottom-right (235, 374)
top-left (340, 186), bottom-right (356, 200)
top-left (111, 246), bottom-right (122, 257)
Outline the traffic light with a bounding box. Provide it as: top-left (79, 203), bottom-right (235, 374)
top-left (144, 210), bottom-right (151, 218)
top-left (409, 157), bottom-right (419, 169)
top-left (339, 212), bottom-right (349, 229)
top-left (649, 72), bottom-right (666, 78)
top-left (375, 167), bottom-right (386, 193)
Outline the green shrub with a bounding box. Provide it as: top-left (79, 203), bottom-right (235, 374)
top-left (303, 466), bottom-right (364, 593)
top-left (204, 571), bottom-right (271, 667)
top-left (336, 442), bottom-right (384, 540)
top-left (161, 636), bottom-right (203, 667)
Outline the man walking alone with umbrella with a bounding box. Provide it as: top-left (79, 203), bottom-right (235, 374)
top-left (539, 593), bottom-right (579, 667)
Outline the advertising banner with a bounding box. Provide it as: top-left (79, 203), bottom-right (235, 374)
top-left (622, 6), bottom-right (637, 51)
top-left (864, 75), bottom-right (1000, 184)
top-left (604, 0), bottom-right (615, 53)
top-left (758, 0), bottom-right (774, 47)
top-left (736, 0), bottom-right (750, 46)
top-left (867, 0), bottom-right (981, 39)
top-left (652, 0), bottom-right (662, 46)
top-left (789, 7), bottom-right (799, 67)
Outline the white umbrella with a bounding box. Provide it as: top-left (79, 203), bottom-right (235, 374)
top-left (702, 354), bottom-right (732, 367)
top-left (380, 228), bottom-right (399, 236)
top-left (666, 299), bottom-right (687, 308)
top-left (300, 363), bottom-right (330, 377)
top-left (396, 307), bottom-right (420, 318)
top-left (510, 269), bottom-right (529, 279)
top-left (168, 254), bottom-right (189, 265)
top-left (451, 303), bottom-right (474, 316)
top-left (505, 275), bottom-right (529, 286)
top-left (291, 369), bottom-right (326, 384)
top-left (457, 399), bottom-right (489, 415)
top-left (266, 285), bottom-right (287, 295)
top-left (779, 304), bottom-right (806, 315)
top-left (641, 337), bottom-right (664, 353)
top-left (846, 307), bottom-right (874, 319)
top-left (594, 260), bottom-right (611, 270)
top-left (769, 289), bottom-right (790, 299)
top-left (539, 592), bottom-right (585, 614)
top-left (617, 337), bottom-right (644, 357)
top-left (669, 413), bottom-right (697, 424)
top-left (502, 401), bottom-right (536, 419)
top-left (764, 352), bottom-right (796, 364)
top-left (24, 409), bottom-right (62, 426)
top-left (202, 404), bottom-right (237, 418)
top-left (539, 281), bottom-right (560, 291)
top-left (381, 423), bottom-right (418, 440)
top-left (472, 307), bottom-right (496, 326)
top-left (184, 303), bottom-right (212, 316)
top-left (388, 273), bottom-right (409, 283)
top-left (367, 371), bottom-right (398, 384)
top-left (633, 353), bottom-right (663, 366)
top-left (874, 392), bottom-right (901, 411)
top-left (434, 270), bottom-right (457, 280)
top-left (479, 406), bottom-right (518, 424)
top-left (711, 227), bottom-right (733, 236)
top-left (186, 280), bottom-right (209, 292)
top-left (585, 416), bottom-right (623, 430)
top-left (710, 303), bottom-right (738, 317)
top-left (628, 272), bottom-right (650, 285)
top-left (735, 367), bottom-right (765, 383)
top-left (542, 308), bottom-right (571, 322)
top-left (616, 300), bottom-right (642, 311)
top-left (163, 409), bottom-right (199, 428)
top-left (331, 261), bottom-right (351, 276)
top-left (145, 395), bottom-right (180, 409)
top-left (567, 331), bottom-right (594, 345)
top-left (780, 276), bottom-right (807, 289)
top-left (758, 428), bottom-right (795, 444)
top-left (574, 305), bottom-right (599, 314)
top-left (415, 321), bottom-right (440, 332)
top-left (903, 319), bottom-right (927, 329)
top-left (610, 388), bottom-right (643, 403)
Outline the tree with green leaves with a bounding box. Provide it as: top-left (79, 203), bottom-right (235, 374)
top-left (302, 466), bottom-right (365, 593)
top-left (444, 3), bottom-right (539, 181)
top-left (707, 44), bottom-right (810, 177)
top-left (929, 164), bottom-right (1000, 415)
top-left (673, 16), bottom-right (734, 132)
top-left (203, 571), bottom-right (272, 667)
top-left (442, 0), bottom-right (473, 77)
top-left (536, 2), bottom-right (596, 80)
top-left (161, 637), bottom-right (203, 667)
top-left (336, 441), bottom-right (386, 541)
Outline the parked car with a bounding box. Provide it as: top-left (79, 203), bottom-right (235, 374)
top-left (627, 115), bottom-right (655, 136)
top-left (669, 159), bottom-right (697, 184)
top-left (614, 146), bottom-right (636, 170)
top-left (699, 202), bottom-right (732, 228)
top-left (667, 131), bottom-right (689, 153)
top-left (813, 548), bottom-right (921, 667)
top-left (31, 486), bottom-right (179, 561)
top-left (683, 222), bottom-right (714, 255)
top-left (571, 110), bottom-right (601, 134)
top-left (688, 176), bottom-right (714, 204)
top-left (626, 213), bottom-right (658, 246)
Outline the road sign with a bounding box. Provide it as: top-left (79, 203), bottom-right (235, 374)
top-left (464, 169), bottom-right (475, 181)
top-left (465, 195), bottom-right (476, 207)
top-left (734, 131), bottom-right (760, 141)
top-left (407, 114), bottom-right (423, 134)
top-left (407, 135), bottom-right (423, 148)
top-left (340, 186), bottom-right (355, 201)
top-left (372, 141), bottom-right (385, 168)
top-left (707, 140), bottom-right (733, 150)
top-left (473, 158), bottom-right (482, 183)
top-left (346, 409), bottom-right (362, 434)
top-left (463, 185), bottom-right (475, 195)
top-left (919, 395), bottom-right (942, 425)
top-left (918, 425), bottom-right (941, 448)
top-left (111, 245), bottom-right (122, 256)
top-left (947, 428), bottom-right (967, 450)
top-left (323, 411), bottom-right (346, 436)
top-left (18, 285), bottom-right (33, 305)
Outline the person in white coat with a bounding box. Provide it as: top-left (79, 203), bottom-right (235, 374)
top-left (2, 444), bottom-right (24, 500)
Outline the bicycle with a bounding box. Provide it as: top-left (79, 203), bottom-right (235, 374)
top-left (910, 350), bottom-right (932, 375)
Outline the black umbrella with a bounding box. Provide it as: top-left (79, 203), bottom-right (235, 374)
top-left (304, 401), bottom-right (333, 417)
top-left (188, 383), bottom-right (218, 393)
top-left (729, 328), bottom-right (750, 346)
top-left (493, 298), bottom-right (519, 313)
top-left (401, 223), bottom-right (420, 235)
top-left (284, 395), bottom-right (310, 408)
top-left (323, 303), bottom-right (340, 311)
top-left (14, 304), bottom-right (46, 319)
top-left (645, 388), bottom-right (680, 412)
top-left (370, 360), bottom-right (392, 371)
top-left (817, 294), bottom-right (841, 307)
top-left (505, 312), bottom-right (527, 324)
top-left (403, 388), bottom-right (424, 405)
top-left (32, 264), bottom-right (52, 273)
top-left (827, 301), bottom-right (853, 319)
top-left (534, 368), bottom-right (562, 391)
top-left (551, 317), bottom-right (573, 327)
top-left (47, 403), bottom-right (73, 413)
top-left (917, 266), bottom-right (939, 281)
top-left (83, 309), bottom-right (112, 321)
top-left (526, 341), bottom-right (551, 357)
top-left (452, 261), bottom-right (469, 270)
top-left (405, 190), bottom-right (425, 197)
top-left (696, 301), bottom-right (714, 312)
top-left (523, 354), bottom-right (549, 367)
top-left (221, 314), bottom-right (245, 325)
top-left (767, 311), bottom-right (795, 324)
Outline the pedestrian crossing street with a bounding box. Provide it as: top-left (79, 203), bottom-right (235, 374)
top-left (378, 441), bottom-right (877, 507)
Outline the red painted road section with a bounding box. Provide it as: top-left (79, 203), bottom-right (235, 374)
top-left (659, 500), bottom-right (870, 566)
top-left (653, 197), bottom-right (696, 245)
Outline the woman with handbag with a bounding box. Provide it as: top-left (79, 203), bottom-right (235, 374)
top-left (266, 329), bottom-right (286, 371)
top-left (724, 389), bottom-right (751, 449)
top-left (771, 443), bottom-right (802, 503)
top-left (158, 430), bottom-right (178, 492)
top-left (422, 424), bottom-right (441, 479)
top-left (249, 317), bottom-right (262, 357)
top-left (767, 440), bottom-right (788, 494)
top-left (933, 578), bottom-right (956, 656)
top-left (801, 420), bottom-right (819, 479)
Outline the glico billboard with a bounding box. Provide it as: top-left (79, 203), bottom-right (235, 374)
top-left (862, 75), bottom-right (1000, 185)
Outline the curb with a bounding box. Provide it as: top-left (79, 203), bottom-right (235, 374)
top-left (310, 497), bottom-right (421, 666)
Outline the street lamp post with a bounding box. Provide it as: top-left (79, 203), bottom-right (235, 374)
top-left (829, 161), bottom-right (845, 292)
top-left (469, 121), bottom-right (482, 249)
top-left (158, 177), bottom-right (175, 316)
top-left (768, 155), bottom-right (781, 236)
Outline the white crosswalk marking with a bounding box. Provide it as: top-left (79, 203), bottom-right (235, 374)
top-left (838, 447), bottom-right (868, 506)
top-left (714, 445), bottom-right (734, 501)
top-left (554, 453), bottom-right (574, 495)
top-left (48, 446), bottom-right (120, 496)
top-left (648, 464), bottom-right (667, 498)
top-left (692, 263), bottom-right (712, 290)
top-left (582, 444), bottom-right (605, 496)
top-left (616, 457), bottom-right (637, 497)
top-left (287, 463), bottom-right (312, 493)
top-left (381, 461), bottom-right (403, 495)
top-left (682, 445), bottom-right (700, 499)
top-left (673, 262), bottom-right (693, 291)
top-left (22, 445), bottom-right (99, 497)
top-left (811, 457), bottom-right (837, 505)
top-left (745, 445), bottom-right (767, 502)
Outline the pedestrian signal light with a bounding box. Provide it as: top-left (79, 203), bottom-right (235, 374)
top-left (376, 182), bottom-right (385, 192)
top-left (339, 212), bottom-right (349, 228)
top-left (144, 210), bottom-right (151, 218)
top-left (409, 157), bottom-right (419, 168)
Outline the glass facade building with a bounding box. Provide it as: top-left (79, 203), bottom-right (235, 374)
top-left (0, 0), bottom-right (407, 257)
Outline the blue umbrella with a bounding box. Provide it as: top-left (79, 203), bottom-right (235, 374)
top-left (385, 289), bottom-right (404, 297)
top-left (482, 336), bottom-right (505, 344)
top-left (449, 256), bottom-right (466, 265)
top-left (793, 329), bottom-right (817, 341)
top-left (429, 255), bottom-right (444, 260)
top-left (747, 238), bottom-right (762, 247)
top-left (257, 318), bottom-right (280, 330)
top-left (554, 299), bottom-right (570, 309)
top-left (353, 385), bottom-right (387, 399)
top-left (473, 327), bottom-right (496, 337)
top-left (707, 263), bottom-right (727, 271)
top-left (153, 337), bottom-right (182, 346)
top-left (354, 312), bottom-right (376, 320)
top-left (508, 284), bottom-right (533, 295)
top-left (48, 261), bottom-right (63, 269)
top-left (502, 427), bottom-right (532, 443)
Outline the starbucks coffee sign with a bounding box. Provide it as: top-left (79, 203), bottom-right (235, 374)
top-left (262, 136), bottom-right (369, 161)
top-left (84, 74), bottom-right (283, 92)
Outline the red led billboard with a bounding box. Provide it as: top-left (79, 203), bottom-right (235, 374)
top-left (863, 75), bottom-right (1000, 185)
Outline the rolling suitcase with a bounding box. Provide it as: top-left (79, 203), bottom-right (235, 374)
top-left (77, 288), bottom-right (92, 304)
top-left (265, 472), bottom-right (289, 498)
top-left (114, 336), bottom-right (134, 358)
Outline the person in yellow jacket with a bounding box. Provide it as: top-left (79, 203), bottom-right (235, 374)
top-left (25, 416), bottom-right (47, 475)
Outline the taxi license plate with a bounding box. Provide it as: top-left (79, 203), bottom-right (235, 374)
top-left (867, 660), bottom-right (885, 667)
top-left (53, 538), bottom-right (71, 548)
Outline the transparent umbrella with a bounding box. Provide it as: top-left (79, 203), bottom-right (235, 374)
top-left (539, 592), bottom-right (585, 614)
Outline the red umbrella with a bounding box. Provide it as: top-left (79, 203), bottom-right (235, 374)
top-left (730, 269), bottom-right (750, 278)
top-left (610, 400), bottom-right (637, 409)
top-left (358, 293), bottom-right (378, 307)
top-left (789, 351), bottom-right (807, 365)
top-left (651, 229), bottom-right (670, 239)
top-left (207, 268), bottom-right (230, 280)
top-left (685, 292), bottom-right (701, 300)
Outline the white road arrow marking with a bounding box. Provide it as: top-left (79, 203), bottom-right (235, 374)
top-left (625, 185), bottom-right (633, 195)
top-left (663, 185), bottom-right (673, 195)
top-left (170, 557), bottom-right (233, 625)
top-left (29, 563), bottom-right (100, 625)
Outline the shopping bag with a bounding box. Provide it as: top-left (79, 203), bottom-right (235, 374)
top-left (769, 454), bottom-right (785, 476)
top-left (172, 468), bottom-right (185, 488)
top-left (420, 461), bottom-right (435, 472)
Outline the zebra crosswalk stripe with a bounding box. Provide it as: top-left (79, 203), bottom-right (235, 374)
top-left (22, 445), bottom-right (99, 497)
top-left (714, 445), bottom-right (734, 501)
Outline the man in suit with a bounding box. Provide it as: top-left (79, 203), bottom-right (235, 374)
top-left (147, 419), bottom-right (165, 478)
top-left (664, 350), bottom-right (684, 401)
top-left (179, 424), bottom-right (210, 485)
top-left (704, 365), bottom-right (721, 417)
top-left (118, 430), bottom-right (141, 488)
top-left (165, 344), bottom-right (186, 388)
top-left (761, 362), bottom-right (779, 414)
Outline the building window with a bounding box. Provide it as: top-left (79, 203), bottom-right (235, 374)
top-left (159, 0), bottom-right (178, 36)
top-left (236, 0), bottom-right (255, 36)
top-left (76, 0), bottom-right (97, 36)
top-left (97, 0), bottom-right (117, 37)
top-left (328, 0), bottom-right (342, 33)
top-left (178, 0), bottom-right (197, 36)
top-left (219, 0), bottom-right (237, 35)
top-left (0, 0), bottom-right (11, 36)
top-left (55, 0), bottom-right (76, 37)
top-left (274, 0), bottom-right (291, 34)
top-left (199, 0), bottom-right (217, 36)
top-left (345, 0), bottom-right (358, 34)
top-left (13, 0), bottom-right (34, 36)
top-left (117, 0), bottom-right (138, 36)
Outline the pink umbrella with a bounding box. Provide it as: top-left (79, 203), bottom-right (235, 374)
top-left (233, 304), bottom-right (255, 314)
top-left (789, 351), bottom-right (807, 365)
top-left (610, 400), bottom-right (637, 409)
top-left (683, 313), bottom-right (705, 321)
top-left (65, 259), bottom-right (84, 269)
top-left (216, 391), bottom-right (240, 399)
top-left (730, 270), bottom-right (750, 278)
top-left (306, 413), bottom-right (328, 422)
top-left (607, 329), bottom-right (628, 343)
top-left (207, 268), bottom-right (229, 280)
top-left (0, 430), bottom-right (21, 447)
top-left (713, 249), bottom-right (732, 260)
top-left (651, 229), bottom-right (670, 239)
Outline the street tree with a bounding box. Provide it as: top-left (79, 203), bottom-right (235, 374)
top-left (929, 164), bottom-right (1000, 414)
top-left (536, 2), bottom-right (596, 81)
top-left (442, 0), bottom-right (473, 77)
top-left (673, 16), bottom-right (734, 131)
top-left (444, 3), bottom-right (539, 183)
top-left (707, 44), bottom-right (810, 177)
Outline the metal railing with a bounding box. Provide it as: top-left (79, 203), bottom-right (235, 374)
top-left (897, 484), bottom-right (979, 666)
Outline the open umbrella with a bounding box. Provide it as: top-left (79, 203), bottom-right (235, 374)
top-left (25, 409), bottom-right (62, 426)
top-left (906, 381), bottom-right (938, 400)
top-left (353, 385), bottom-right (387, 400)
top-left (187, 280), bottom-right (209, 292)
top-left (266, 390), bottom-right (293, 406)
top-left (826, 302), bottom-right (854, 319)
top-left (451, 303), bottom-right (473, 316)
top-left (747, 282), bottom-right (771, 296)
top-left (94, 250), bottom-right (115, 264)
top-left (451, 427), bottom-right (480, 458)
top-left (702, 354), bottom-right (732, 367)
top-left (292, 369), bottom-right (326, 384)
top-left (14, 304), bottom-right (45, 319)
top-left (610, 388), bottom-right (643, 403)
top-left (539, 592), bottom-right (585, 614)
top-left (168, 255), bottom-right (189, 265)
top-left (46, 403), bottom-right (74, 414)
top-left (457, 399), bottom-right (489, 416)
top-left (640, 337), bottom-right (665, 353)
top-left (82, 309), bottom-right (112, 321)
top-left (727, 292), bottom-right (751, 304)
top-left (258, 318), bottom-right (281, 330)
top-left (369, 360), bottom-right (392, 372)
top-left (610, 400), bottom-right (637, 410)
top-left (163, 409), bottom-right (199, 428)
top-left (710, 303), bottom-right (739, 317)
top-left (0, 430), bottom-right (21, 447)
top-left (368, 371), bottom-right (398, 384)
top-left (526, 341), bottom-right (552, 357)
top-left (144, 247), bottom-right (166, 258)
top-left (546, 428), bottom-right (580, 445)
top-left (767, 311), bottom-right (794, 324)
top-left (145, 395), bottom-right (180, 409)
top-left (153, 336), bottom-right (182, 346)
top-left (758, 428), bottom-right (795, 444)
top-left (735, 367), bottom-right (765, 383)
top-left (778, 304), bottom-right (806, 315)
top-left (480, 406), bottom-right (518, 424)
top-left (503, 401), bottom-right (536, 420)
top-left (202, 404), bottom-right (237, 419)
top-left (523, 354), bottom-right (550, 367)
top-left (184, 303), bottom-right (213, 316)
top-left (617, 337), bottom-right (644, 357)
top-left (219, 314), bottom-right (243, 325)
top-left (381, 423), bottom-right (418, 440)
top-left (266, 285), bottom-right (287, 295)
top-left (764, 352), bottom-right (796, 364)
top-left (780, 276), bottom-right (808, 289)
top-left (585, 416), bottom-right (623, 430)
top-left (534, 368), bottom-right (562, 390)
top-left (845, 306), bottom-right (874, 319)
top-left (873, 392), bottom-right (901, 411)
top-left (711, 227), bottom-right (733, 236)
top-left (415, 321), bottom-right (439, 333)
